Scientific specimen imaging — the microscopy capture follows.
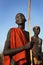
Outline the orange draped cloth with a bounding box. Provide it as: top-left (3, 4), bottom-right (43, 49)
top-left (2, 28), bottom-right (29, 65)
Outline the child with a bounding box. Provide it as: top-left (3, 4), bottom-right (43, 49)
top-left (31, 26), bottom-right (42, 65)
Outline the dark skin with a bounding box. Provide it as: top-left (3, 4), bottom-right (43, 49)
top-left (3, 13), bottom-right (30, 57)
top-left (3, 13), bottom-right (31, 65)
top-left (31, 26), bottom-right (42, 59)
top-left (2, 13), bottom-right (31, 65)
top-left (0, 54), bottom-right (4, 65)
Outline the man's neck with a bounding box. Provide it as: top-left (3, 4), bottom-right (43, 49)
top-left (18, 25), bottom-right (25, 31)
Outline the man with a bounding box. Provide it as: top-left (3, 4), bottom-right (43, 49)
top-left (2, 13), bottom-right (31, 65)
top-left (31, 26), bottom-right (42, 65)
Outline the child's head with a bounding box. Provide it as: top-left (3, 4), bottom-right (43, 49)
top-left (33, 26), bottom-right (40, 35)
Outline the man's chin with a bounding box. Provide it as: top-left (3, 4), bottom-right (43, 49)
top-left (16, 22), bottom-right (24, 25)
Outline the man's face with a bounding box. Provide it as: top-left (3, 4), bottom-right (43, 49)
top-left (16, 14), bottom-right (24, 24)
top-left (34, 27), bottom-right (40, 35)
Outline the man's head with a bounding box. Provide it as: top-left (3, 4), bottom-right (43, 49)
top-left (15, 13), bottom-right (26, 25)
top-left (33, 26), bottom-right (40, 35)
top-left (15, 13), bottom-right (26, 30)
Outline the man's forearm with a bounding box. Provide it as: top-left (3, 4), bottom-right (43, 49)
top-left (3, 46), bottom-right (25, 56)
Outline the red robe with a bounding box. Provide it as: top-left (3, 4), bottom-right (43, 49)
top-left (2, 28), bottom-right (29, 65)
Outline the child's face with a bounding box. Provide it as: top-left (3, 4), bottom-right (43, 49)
top-left (34, 27), bottom-right (40, 35)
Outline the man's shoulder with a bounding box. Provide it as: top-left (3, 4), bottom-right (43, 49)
top-left (9, 28), bottom-right (15, 31)
top-left (24, 30), bottom-right (29, 34)
top-left (24, 30), bottom-right (30, 37)
top-left (7, 28), bottom-right (15, 35)
top-left (8, 28), bottom-right (17, 32)
top-left (24, 30), bottom-right (30, 41)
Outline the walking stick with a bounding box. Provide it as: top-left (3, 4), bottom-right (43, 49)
top-left (28, 0), bottom-right (33, 65)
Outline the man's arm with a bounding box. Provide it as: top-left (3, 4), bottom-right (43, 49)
top-left (3, 29), bottom-right (30, 56)
top-left (3, 29), bottom-right (25, 56)
top-left (3, 46), bottom-right (25, 56)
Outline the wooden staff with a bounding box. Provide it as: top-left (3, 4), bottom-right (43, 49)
top-left (28, 0), bottom-right (33, 65)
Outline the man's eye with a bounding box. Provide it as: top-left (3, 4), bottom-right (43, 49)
top-left (17, 17), bottom-right (18, 18)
